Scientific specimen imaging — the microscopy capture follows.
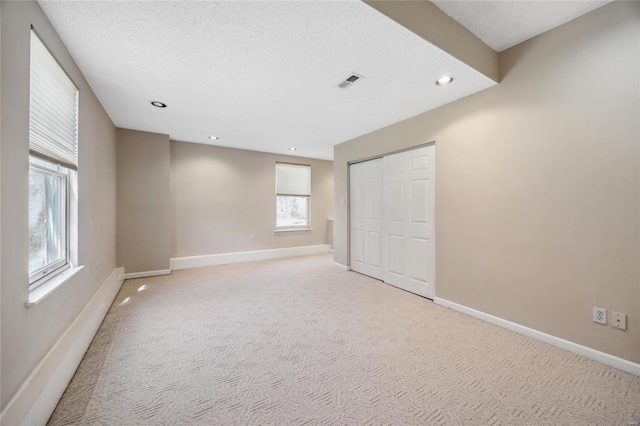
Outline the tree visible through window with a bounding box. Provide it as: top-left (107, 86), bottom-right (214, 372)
top-left (276, 196), bottom-right (309, 227)
top-left (29, 158), bottom-right (68, 280)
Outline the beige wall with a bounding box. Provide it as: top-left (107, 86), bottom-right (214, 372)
top-left (334, 1), bottom-right (640, 363)
top-left (116, 129), bottom-right (171, 273)
top-left (171, 141), bottom-right (334, 258)
top-left (1, 1), bottom-right (117, 409)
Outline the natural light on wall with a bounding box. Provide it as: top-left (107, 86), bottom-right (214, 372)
top-left (275, 163), bottom-right (311, 229)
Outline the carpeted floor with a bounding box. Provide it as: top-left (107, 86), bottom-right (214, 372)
top-left (49, 254), bottom-right (640, 425)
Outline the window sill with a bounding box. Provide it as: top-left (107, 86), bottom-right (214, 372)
top-left (26, 265), bottom-right (84, 307)
top-left (275, 228), bottom-right (312, 233)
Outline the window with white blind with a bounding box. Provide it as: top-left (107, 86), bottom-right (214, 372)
top-left (28, 30), bottom-right (78, 289)
top-left (276, 163), bottom-right (311, 229)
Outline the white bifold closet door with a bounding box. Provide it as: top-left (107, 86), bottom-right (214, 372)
top-left (382, 146), bottom-right (435, 299)
top-left (349, 145), bottom-right (435, 299)
top-left (349, 158), bottom-right (383, 280)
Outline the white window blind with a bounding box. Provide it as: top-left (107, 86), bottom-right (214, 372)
top-left (29, 30), bottom-right (79, 170)
top-left (276, 163), bottom-right (310, 196)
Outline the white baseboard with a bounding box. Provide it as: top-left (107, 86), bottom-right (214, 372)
top-left (434, 297), bottom-right (640, 376)
top-left (122, 269), bottom-right (171, 280)
top-left (0, 267), bottom-right (125, 426)
top-left (171, 244), bottom-right (331, 271)
top-left (332, 261), bottom-right (350, 271)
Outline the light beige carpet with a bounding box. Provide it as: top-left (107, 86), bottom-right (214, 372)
top-left (49, 254), bottom-right (640, 425)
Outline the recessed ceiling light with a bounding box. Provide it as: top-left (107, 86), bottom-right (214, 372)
top-left (435, 76), bottom-right (454, 86)
top-left (150, 101), bottom-right (167, 108)
top-left (289, 147), bottom-right (297, 151)
top-left (209, 136), bottom-right (219, 140)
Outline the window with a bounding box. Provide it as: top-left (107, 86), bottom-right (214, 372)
top-left (28, 30), bottom-right (78, 289)
top-left (276, 163), bottom-right (311, 229)
top-left (29, 158), bottom-right (69, 285)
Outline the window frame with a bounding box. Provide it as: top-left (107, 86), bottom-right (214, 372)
top-left (275, 162), bottom-right (312, 230)
top-left (27, 29), bottom-right (79, 292)
top-left (28, 158), bottom-right (71, 290)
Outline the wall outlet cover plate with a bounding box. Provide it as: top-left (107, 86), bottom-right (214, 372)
top-left (593, 307), bottom-right (606, 324)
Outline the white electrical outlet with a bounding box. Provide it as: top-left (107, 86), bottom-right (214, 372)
top-left (250, 233), bottom-right (255, 240)
top-left (611, 311), bottom-right (626, 330)
top-left (593, 307), bottom-right (607, 324)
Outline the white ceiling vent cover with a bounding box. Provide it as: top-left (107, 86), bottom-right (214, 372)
top-left (338, 73), bottom-right (363, 89)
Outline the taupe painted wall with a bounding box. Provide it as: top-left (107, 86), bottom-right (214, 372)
top-left (334, 1), bottom-right (640, 363)
top-left (171, 141), bottom-right (333, 258)
top-left (116, 129), bottom-right (171, 273)
top-left (1, 1), bottom-right (117, 409)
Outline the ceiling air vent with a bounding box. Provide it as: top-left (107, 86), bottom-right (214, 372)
top-left (338, 73), bottom-right (363, 89)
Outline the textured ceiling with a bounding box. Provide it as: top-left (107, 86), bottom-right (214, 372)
top-left (431, 0), bottom-right (613, 53)
top-left (39, 1), bottom-right (496, 160)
